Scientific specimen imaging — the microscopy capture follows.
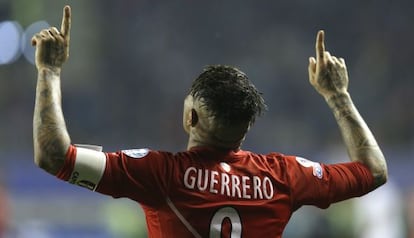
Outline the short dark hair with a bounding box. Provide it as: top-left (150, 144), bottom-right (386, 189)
top-left (189, 65), bottom-right (266, 126)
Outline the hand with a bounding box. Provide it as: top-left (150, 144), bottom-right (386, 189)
top-left (32, 5), bottom-right (71, 71)
top-left (308, 30), bottom-right (349, 98)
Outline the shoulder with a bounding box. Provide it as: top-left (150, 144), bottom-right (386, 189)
top-left (234, 150), bottom-right (292, 172)
top-left (121, 148), bottom-right (155, 159)
top-left (108, 148), bottom-right (176, 170)
top-left (118, 148), bottom-right (173, 160)
top-left (251, 151), bottom-right (322, 177)
top-left (249, 151), bottom-right (292, 165)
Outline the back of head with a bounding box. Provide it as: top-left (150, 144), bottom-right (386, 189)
top-left (189, 65), bottom-right (266, 146)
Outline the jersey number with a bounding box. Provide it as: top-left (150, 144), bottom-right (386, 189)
top-left (209, 207), bottom-right (241, 238)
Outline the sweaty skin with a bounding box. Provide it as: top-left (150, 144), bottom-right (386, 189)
top-left (308, 31), bottom-right (387, 187)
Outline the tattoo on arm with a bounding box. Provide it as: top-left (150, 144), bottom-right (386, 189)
top-left (33, 69), bottom-right (70, 174)
top-left (329, 94), bottom-right (376, 148)
top-left (326, 93), bottom-right (387, 187)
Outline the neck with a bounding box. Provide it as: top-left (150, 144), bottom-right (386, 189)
top-left (186, 133), bottom-right (242, 151)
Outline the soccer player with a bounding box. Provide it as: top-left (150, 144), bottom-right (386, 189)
top-left (32, 5), bottom-right (388, 238)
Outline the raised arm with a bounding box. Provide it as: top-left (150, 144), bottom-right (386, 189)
top-left (32, 6), bottom-right (72, 175)
top-left (308, 30), bottom-right (388, 188)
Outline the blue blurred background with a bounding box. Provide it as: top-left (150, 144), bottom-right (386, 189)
top-left (0, 0), bottom-right (413, 237)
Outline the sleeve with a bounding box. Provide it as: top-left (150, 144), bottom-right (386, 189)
top-left (56, 144), bottom-right (106, 190)
top-left (56, 145), bottom-right (173, 206)
top-left (284, 156), bottom-right (375, 210)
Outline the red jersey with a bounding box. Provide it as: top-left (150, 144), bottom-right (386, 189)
top-left (57, 145), bottom-right (374, 238)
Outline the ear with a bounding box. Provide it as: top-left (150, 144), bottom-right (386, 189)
top-left (190, 109), bottom-right (198, 127)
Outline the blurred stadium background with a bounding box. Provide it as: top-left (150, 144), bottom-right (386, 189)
top-left (0, 0), bottom-right (413, 237)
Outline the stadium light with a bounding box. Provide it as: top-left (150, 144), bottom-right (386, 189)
top-left (0, 20), bottom-right (49, 65)
top-left (0, 21), bottom-right (23, 65)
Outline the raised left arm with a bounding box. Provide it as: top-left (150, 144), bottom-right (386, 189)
top-left (308, 30), bottom-right (388, 188)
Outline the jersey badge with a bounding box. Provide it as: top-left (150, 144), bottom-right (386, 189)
top-left (312, 163), bottom-right (323, 179)
top-left (220, 162), bottom-right (231, 172)
top-left (296, 157), bottom-right (323, 179)
top-left (122, 148), bottom-right (149, 159)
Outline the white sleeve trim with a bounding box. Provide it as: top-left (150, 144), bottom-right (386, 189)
top-left (74, 144), bottom-right (103, 152)
top-left (68, 146), bottom-right (107, 191)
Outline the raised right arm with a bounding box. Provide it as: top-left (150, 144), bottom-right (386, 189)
top-left (32, 6), bottom-right (72, 175)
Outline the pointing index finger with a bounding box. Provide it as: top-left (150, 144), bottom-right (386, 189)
top-left (316, 30), bottom-right (325, 62)
top-left (60, 5), bottom-right (71, 39)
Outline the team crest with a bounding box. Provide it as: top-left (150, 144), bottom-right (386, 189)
top-left (312, 163), bottom-right (323, 179)
top-left (122, 148), bottom-right (149, 158)
top-left (296, 157), bottom-right (323, 179)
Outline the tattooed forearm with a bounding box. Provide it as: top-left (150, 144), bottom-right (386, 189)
top-left (33, 68), bottom-right (70, 175)
top-left (326, 92), bottom-right (387, 187)
top-left (328, 93), bottom-right (376, 148)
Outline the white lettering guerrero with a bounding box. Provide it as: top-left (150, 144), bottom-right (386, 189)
top-left (183, 167), bottom-right (274, 200)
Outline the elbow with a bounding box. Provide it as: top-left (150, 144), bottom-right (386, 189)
top-left (33, 152), bottom-right (42, 168)
top-left (375, 169), bottom-right (388, 188)
top-left (33, 150), bottom-right (55, 175)
top-left (33, 145), bottom-right (44, 168)
top-left (354, 149), bottom-right (388, 189)
top-left (33, 152), bottom-right (49, 171)
top-left (372, 161), bottom-right (388, 188)
top-left (33, 144), bottom-right (68, 175)
top-left (33, 130), bottom-right (70, 174)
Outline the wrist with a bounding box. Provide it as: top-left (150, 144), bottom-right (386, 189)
top-left (325, 92), bottom-right (356, 121)
top-left (37, 67), bottom-right (62, 80)
top-left (37, 67), bottom-right (62, 84)
top-left (325, 91), bottom-right (351, 105)
top-left (38, 66), bottom-right (62, 75)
